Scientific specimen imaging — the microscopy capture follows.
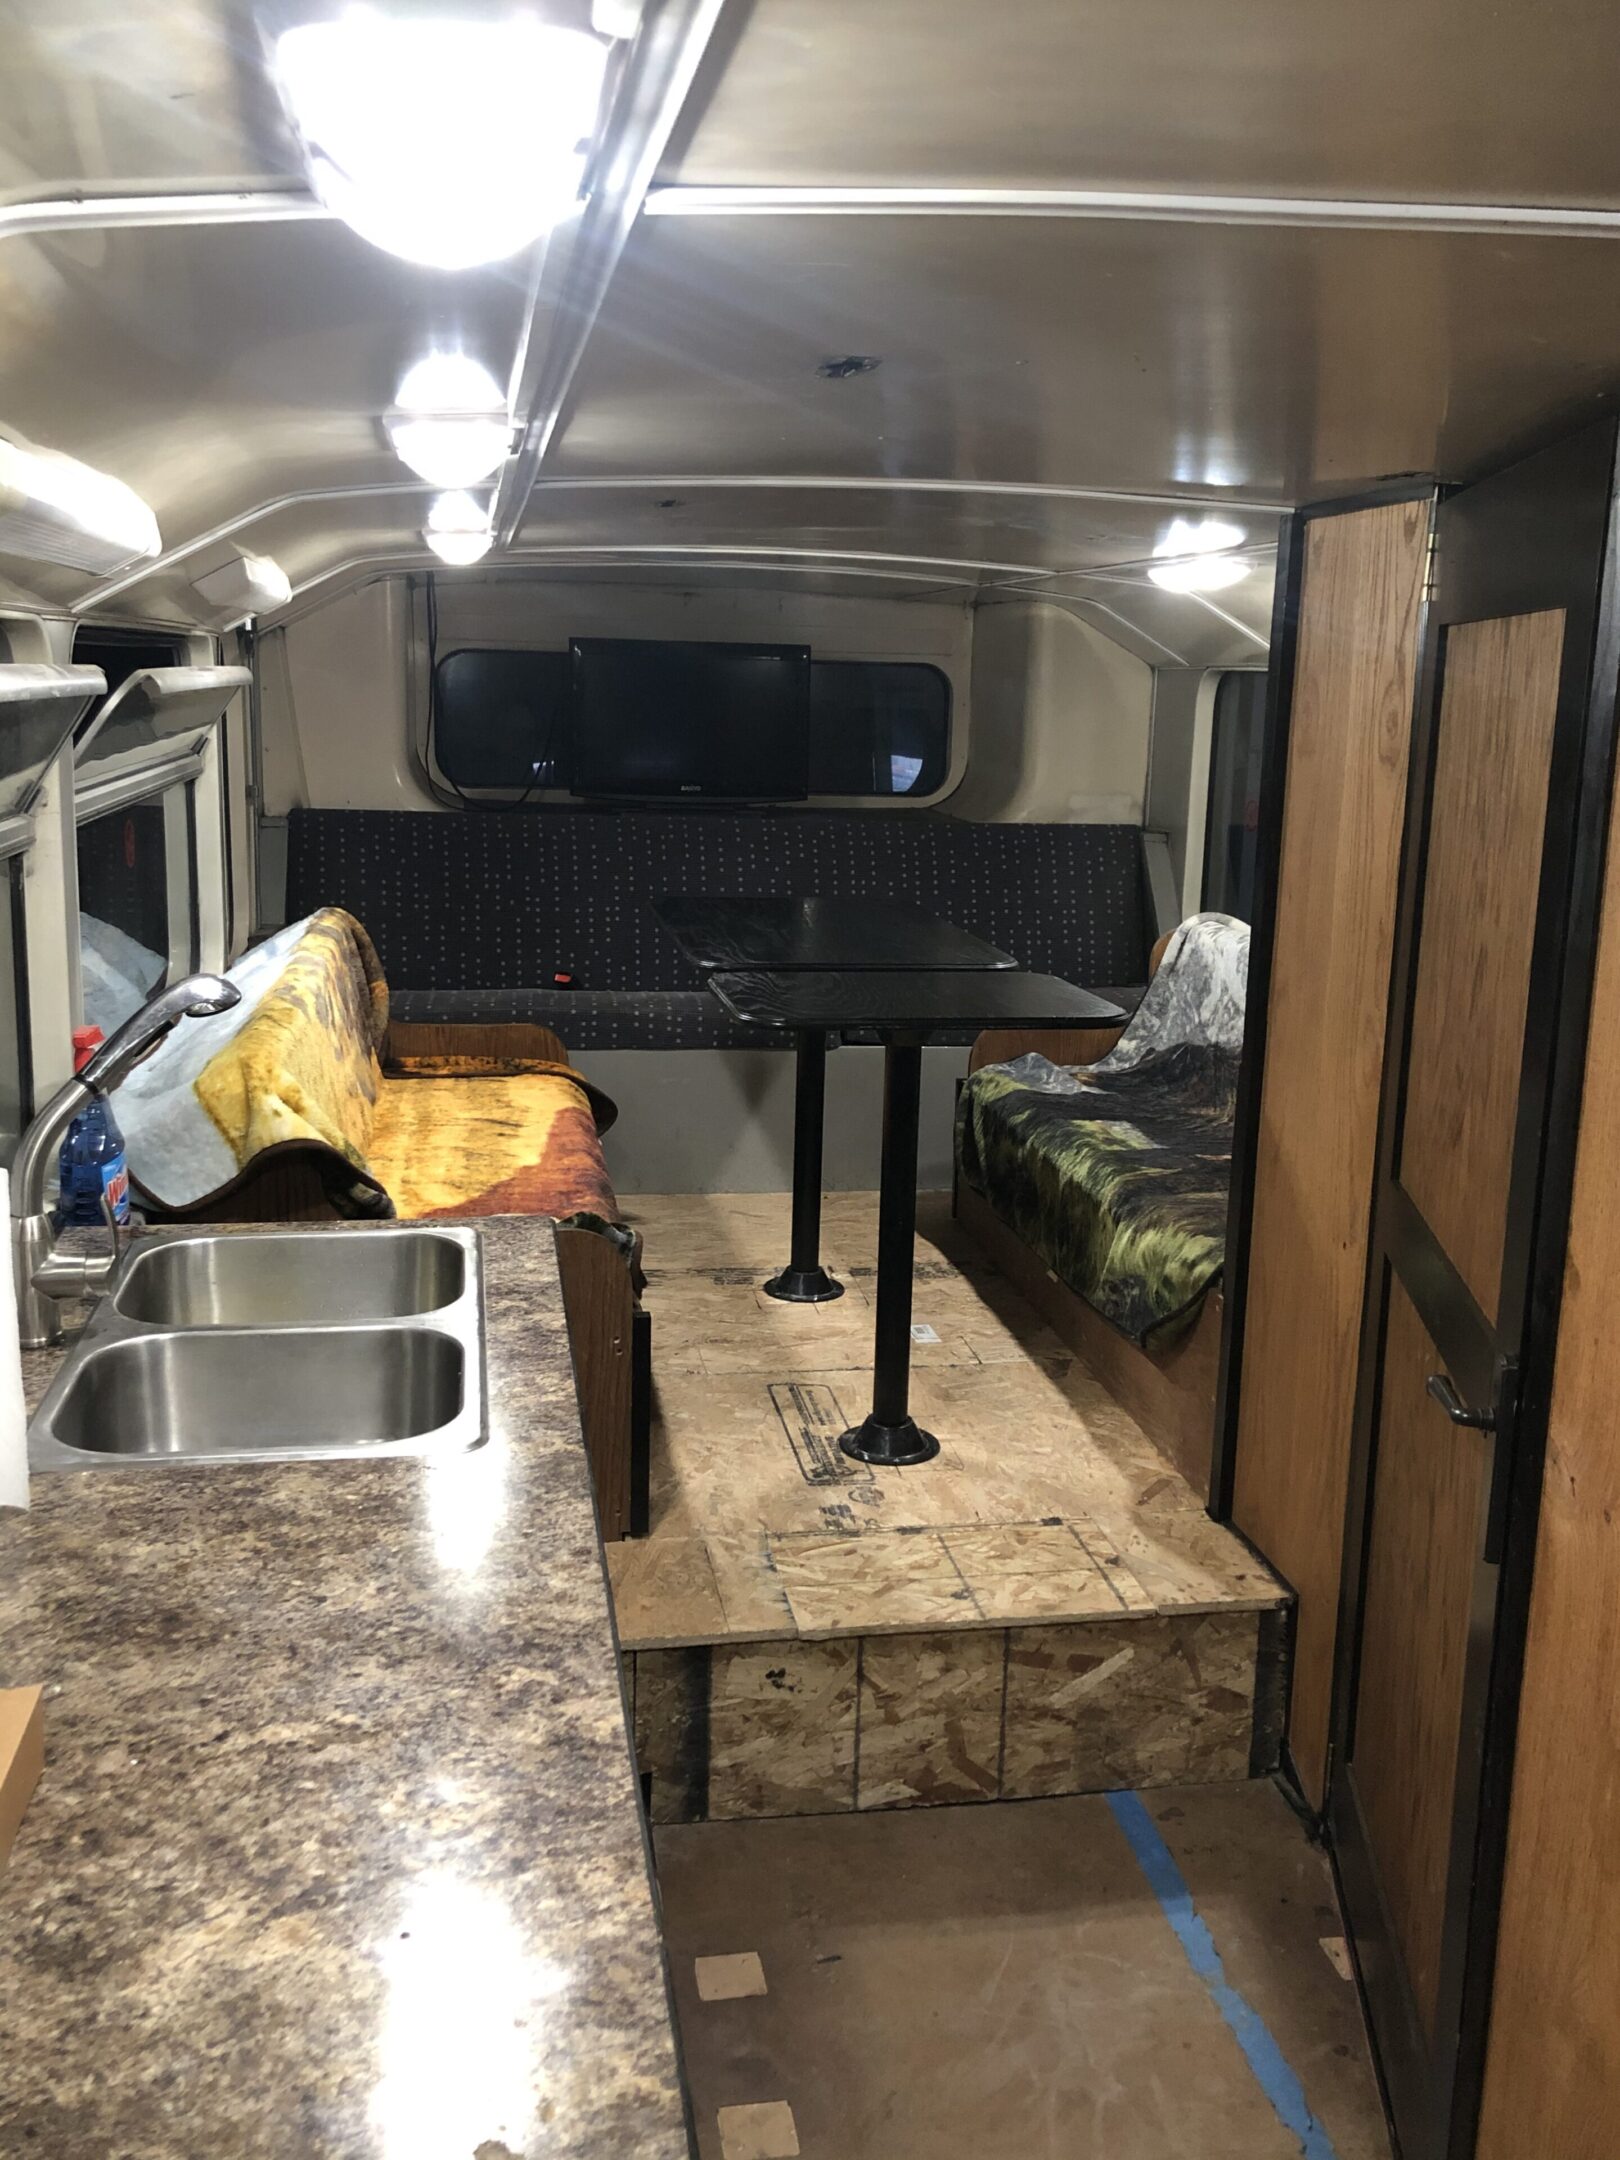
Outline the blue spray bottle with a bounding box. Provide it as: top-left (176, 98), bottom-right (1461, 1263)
top-left (56, 1025), bottom-right (131, 1227)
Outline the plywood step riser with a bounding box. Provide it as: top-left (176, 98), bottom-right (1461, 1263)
top-left (628, 1607), bottom-right (1289, 1823)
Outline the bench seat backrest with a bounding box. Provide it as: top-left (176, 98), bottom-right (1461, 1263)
top-left (285, 808), bottom-right (1150, 993)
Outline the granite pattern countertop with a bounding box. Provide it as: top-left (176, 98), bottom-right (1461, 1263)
top-left (0, 1217), bottom-right (691, 2160)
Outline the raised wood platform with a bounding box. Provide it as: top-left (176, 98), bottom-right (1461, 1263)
top-left (609, 1192), bottom-right (1284, 1823)
top-left (952, 1179), bottom-right (1221, 1500)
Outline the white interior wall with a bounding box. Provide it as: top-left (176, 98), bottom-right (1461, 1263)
top-left (950, 599), bottom-right (1154, 823)
top-left (260, 573), bottom-right (974, 814)
top-left (594, 1044), bottom-right (967, 1195)
top-left (256, 571), bottom-right (1156, 1194)
top-left (1146, 666), bottom-right (1216, 912)
top-left (262, 579), bottom-right (419, 813)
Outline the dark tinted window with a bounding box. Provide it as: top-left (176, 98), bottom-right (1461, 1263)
top-left (71, 627), bottom-right (185, 747)
top-left (431, 648), bottom-right (950, 801)
top-left (808, 661), bottom-right (950, 796)
top-left (1202, 670), bottom-right (1268, 922)
top-left (77, 798), bottom-right (173, 1032)
top-left (433, 648), bottom-right (571, 792)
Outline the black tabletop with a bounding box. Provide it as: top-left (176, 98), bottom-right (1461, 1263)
top-left (651, 894), bottom-right (1017, 973)
top-left (707, 968), bottom-right (1127, 1037)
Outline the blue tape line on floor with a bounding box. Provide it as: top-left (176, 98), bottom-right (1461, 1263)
top-left (1107, 1789), bottom-right (1340, 2160)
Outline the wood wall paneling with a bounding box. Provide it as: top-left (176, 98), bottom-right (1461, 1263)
top-left (1231, 498), bottom-right (1430, 1810)
top-left (1400, 611), bottom-right (1565, 1323)
top-left (1476, 744), bottom-right (1620, 2158)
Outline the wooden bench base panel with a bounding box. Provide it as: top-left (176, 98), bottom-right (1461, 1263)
top-left (953, 1180), bottom-right (1219, 1499)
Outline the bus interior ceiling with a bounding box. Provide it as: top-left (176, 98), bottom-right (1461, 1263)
top-left (4, 6), bottom-right (1620, 2160)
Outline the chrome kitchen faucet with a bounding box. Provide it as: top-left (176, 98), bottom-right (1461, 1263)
top-left (11, 975), bottom-right (241, 1347)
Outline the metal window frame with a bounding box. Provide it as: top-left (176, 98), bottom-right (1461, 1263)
top-left (411, 616), bottom-right (963, 813)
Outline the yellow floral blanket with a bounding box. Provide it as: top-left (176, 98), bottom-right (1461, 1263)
top-left (193, 907), bottom-right (388, 1176)
top-left (123, 907), bottom-right (628, 1248)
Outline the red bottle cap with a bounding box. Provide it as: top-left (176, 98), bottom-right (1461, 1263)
top-left (71, 1025), bottom-right (104, 1074)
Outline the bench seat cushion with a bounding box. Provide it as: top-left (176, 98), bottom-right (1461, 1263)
top-left (388, 984), bottom-right (775, 1051)
top-left (957, 1046), bottom-right (1236, 1345)
top-left (368, 1068), bottom-right (631, 1252)
top-left (955, 916), bottom-right (1248, 1345)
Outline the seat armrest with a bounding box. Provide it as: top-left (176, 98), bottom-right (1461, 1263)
top-left (967, 1023), bottom-right (1127, 1075)
top-left (385, 1018), bottom-right (570, 1068)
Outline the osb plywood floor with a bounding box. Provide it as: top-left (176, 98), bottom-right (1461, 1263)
top-left (608, 1192), bottom-right (1285, 1652)
top-left (659, 1779), bottom-right (1391, 2160)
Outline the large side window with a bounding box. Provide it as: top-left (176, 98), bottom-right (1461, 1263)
top-left (434, 648), bottom-right (570, 794)
top-left (71, 628), bottom-right (206, 1034)
top-left (429, 647), bottom-right (951, 802)
top-left (76, 793), bottom-right (193, 1033)
top-left (1202, 670), bottom-right (1268, 923)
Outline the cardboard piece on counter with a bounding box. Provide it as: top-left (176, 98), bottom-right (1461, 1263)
top-left (0, 1686), bottom-right (43, 1866)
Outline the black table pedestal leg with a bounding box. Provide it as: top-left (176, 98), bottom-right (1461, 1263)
top-left (765, 1029), bottom-right (843, 1304)
top-left (841, 1038), bottom-right (939, 1467)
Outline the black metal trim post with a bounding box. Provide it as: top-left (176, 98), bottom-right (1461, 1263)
top-left (841, 1036), bottom-right (939, 1467)
top-left (1207, 504), bottom-right (1306, 1521)
top-left (764, 1027), bottom-right (844, 1303)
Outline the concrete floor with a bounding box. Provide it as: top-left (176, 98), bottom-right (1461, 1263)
top-left (657, 1779), bottom-right (1391, 2160)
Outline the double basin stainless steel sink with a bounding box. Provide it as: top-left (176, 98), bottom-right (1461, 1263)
top-left (28, 1226), bottom-right (484, 1471)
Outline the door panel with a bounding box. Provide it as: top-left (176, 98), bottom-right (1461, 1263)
top-left (1231, 497), bottom-right (1430, 1810)
top-left (1353, 1278), bottom-right (1491, 2038)
top-left (1329, 417), bottom-right (1620, 2160)
top-left (1401, 609), bottom-right (1565, 1322)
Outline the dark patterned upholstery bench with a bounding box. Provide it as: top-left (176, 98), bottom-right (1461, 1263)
top-left (285, 808), bottom-right (1151, 1050)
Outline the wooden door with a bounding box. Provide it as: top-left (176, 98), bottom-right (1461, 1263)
top-left (1330, 419), bottom-right (1620, 2160)
top-left (1226, 494), bottom-right (1432, 1809)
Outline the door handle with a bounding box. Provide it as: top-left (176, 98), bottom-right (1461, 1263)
top-left (1426, 1362), bottom-right (1521, 1566)
top-left (1426, 1372), bottom-right (1497, 1431)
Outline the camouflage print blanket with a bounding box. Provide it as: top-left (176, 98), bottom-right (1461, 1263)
top-left (956, 914), bottom-right (1248, 1346)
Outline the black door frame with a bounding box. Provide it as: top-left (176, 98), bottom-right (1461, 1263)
top-left (1328, 416), bottom-right (1620, 2160)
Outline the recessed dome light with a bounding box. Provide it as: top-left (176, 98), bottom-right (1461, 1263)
top-left (1148, 554), bottom-right (1251, 593)
top-left (272, 11), bottom-right (609, 270)
top-left (1148, 515), bottom-right (1250, 591)
top-left (423, 489), bottom-right (492, 565)
top-left (387, 353), bottom-right (510, 487)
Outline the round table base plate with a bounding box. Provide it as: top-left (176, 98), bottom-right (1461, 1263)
top-left (764, 1266), bottom-right (844, 1304)
top-left (839, 1417), bottom-right (940, 1468)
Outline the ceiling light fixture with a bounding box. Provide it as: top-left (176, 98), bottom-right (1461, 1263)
top-left (423, 489), bottom-right (492, 566)
top-left (387, 353), bottom-right (510, 487)
top-left (271, 9), bottom-right (611, 271)
top-left (1148, 514), bottom-right (1250, 593)
top-left (0, 437), bottom-right (160, 575)
top-left (1148, 554), bottom-right (1251, 593)
top-left (191, 551), bottom-right (293, 616)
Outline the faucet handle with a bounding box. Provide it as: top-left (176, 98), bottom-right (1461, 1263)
top-left (97, 1190), bottom-right (135, 1274)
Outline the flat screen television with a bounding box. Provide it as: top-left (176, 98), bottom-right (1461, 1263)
top-left (569, 637), bottom-right (811, 801)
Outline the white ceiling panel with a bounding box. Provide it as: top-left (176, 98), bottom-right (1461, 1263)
top-left (0, 0), bottom-right (298, 202)
top-left (547, 213), bottom-right (1620, 501)
top-left (0, 218), bottom-right (528, 606)
top-left (517, 483), bottom-right (1282, 577)
top-left (667, 0), bottom-right (1620, 209)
